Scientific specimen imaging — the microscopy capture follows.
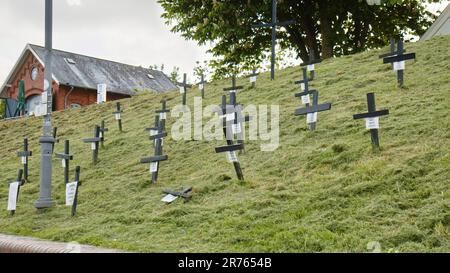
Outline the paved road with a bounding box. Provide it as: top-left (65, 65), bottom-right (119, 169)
top-left (0, 233), bottom-right (126, 253)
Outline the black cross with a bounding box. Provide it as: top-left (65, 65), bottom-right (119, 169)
top-left (17, 138), bottom-right (32, 182)
top-left (301, 49), bottom-right (322, 81)
top-left (140, 117), bottom-right (168, 184)
top-left (353, 93), bottom-right (389, 150)
top-left (112, 102), bottom-right (123, 132)
top-left (71, 166), bottom-right (81, 217)
top-left (99, 120), bottom-right (109, 148)
top-left (82, 125), bottom-right (101, 164)
top-left (146, 115), bottom-right (160, 147)
top-left (378, 38), bottom-right (405, 59)
top-left (198, 74), bottom-right (206, 99)
top-left (223, 75), bottom-right (244, 94)
top-left (155, 100), bottom-right (170, 131)
top-left (55, 140), bottom-right (73, 184)
top-left (251, 0), bottom-right (295, 80)
top-left (9, 169), bottom-right (25, 216)
top-left (178, 73), bottom-right (192, 105)
top-left (294, 67), bottom-right (317, 95)
top-left (52, 127), bottom-right (59, 153)
top-left (382, 40), bottom-right (416, 87)
top-left (163, 187), bottom-right (192, 202)
top-left (215, 143), bottom-right (245, 181)
top-left (294, 90), bottom-right (331, 131)
top-left (246, 69), bottom-right (259, 88)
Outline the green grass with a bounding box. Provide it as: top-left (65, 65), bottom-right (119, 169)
top-left (0, 36), bottom-right (449, 253)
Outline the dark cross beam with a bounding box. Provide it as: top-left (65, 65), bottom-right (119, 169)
top-left (163, 187), bottom-right (192, 202)
top-left (223, 75), bottom-right (244, 94)
top-left (178, 73), bottom-right (192, 105)
top-left (353, 93), bottom-right (389, 150)
top-left (378, 38), bottom-right (406, 59)
top-left (9, 169), bottom-right (25, 216)
top-left (52, 127), bottom-right (59, 153)
top-left (82, 125), bottom-right (101, 164)
top-left (71, 166), bottom-right (81, 217)
top-left (301, 49), bottom-right (322, 81)
top-left (294, 90), bottom-right (331, 131)
top-left (215, 143), bottom-right (245, 181)
top-left (382, 40), bottom-right (416, 87)
top-left (155, 100), bottom-right (170, 131)
top-left (198, 74), bottom-right (206, 98)
top-left (146, 115), bottom-right (160, 147)
top-left (17, 138), bottom-right (32, 182)
top-left (99, 120), bottom-right (109, 148)
top-left (112, 102), bottom-right (123, 132)
top-left (251, 0), bottom-right (295, 80)
top-left (294, 67), bottom-right (316, 96)
top-left (246, 69), bottom-right (259, 88)
top-left (140, 117), bottom-right (168, 184)
top-left (55, 140), bottom-right (73, 184)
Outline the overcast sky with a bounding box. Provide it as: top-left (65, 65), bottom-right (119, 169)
top-left (0, 0), bottom-right (448, 85)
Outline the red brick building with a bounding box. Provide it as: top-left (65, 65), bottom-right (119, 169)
top-left (1, 44), bottom-right (177, 117)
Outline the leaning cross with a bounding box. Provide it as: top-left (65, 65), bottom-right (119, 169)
top-left (66, 166), bottom-right (81, 217)
top-left (382, 39), bottom-right (416, 87)
top-left (17, 138), bottom-right (32, 182)
top-left (99, 120), bottom-right (109, 148)
top-left (140, 118), bottom-right (168, 184)
top-left (215, 143), bottom-right (245, 181)
top-left (251, 0), bottom-right (295, 80)
top-left (55, 140), bottom-right (73, 184)
top-left (301, 49), bottom-right (322, 81)
top-left (294, 90), bottom-right (331, 131)
top-left (112, 102), bottom-right (123, 132)
top-left (161, 187), bottom-right (193, 203)
top-left (353, 93), bottom-right (389, 150)
top-left (82, 125), bottom-right (101, 164)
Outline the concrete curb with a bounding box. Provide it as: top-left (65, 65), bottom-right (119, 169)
top-left (0, 234), bottom-right (125, 253)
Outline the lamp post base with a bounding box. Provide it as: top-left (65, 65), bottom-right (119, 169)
top-left (34, 198), bottom-right (54, 209)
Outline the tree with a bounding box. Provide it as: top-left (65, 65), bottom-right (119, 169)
top-left (170, 66), bottom-right (180, 83)
top-left (158, 0), bottom-right (441, 76)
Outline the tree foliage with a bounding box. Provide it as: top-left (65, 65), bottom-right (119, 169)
top-left (158, 0), bottom-right (442, 77)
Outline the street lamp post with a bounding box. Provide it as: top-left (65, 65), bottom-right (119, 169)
top-left (35, 0), bottom-right (55, 209)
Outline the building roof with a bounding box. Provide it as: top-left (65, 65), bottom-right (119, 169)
top-left (421, 3), bottom-right (450, 41)
top-left (1, 44), bottom-right (177, 98)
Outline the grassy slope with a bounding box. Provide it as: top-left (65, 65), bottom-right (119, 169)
top-left (0, 36), bottom-right (449, 253)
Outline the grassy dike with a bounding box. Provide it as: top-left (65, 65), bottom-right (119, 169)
top-left (0, 36), bottom-right (449, 252)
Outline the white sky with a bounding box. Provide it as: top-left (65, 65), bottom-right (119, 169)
top-left (0, 0), bottom-right (448, 85)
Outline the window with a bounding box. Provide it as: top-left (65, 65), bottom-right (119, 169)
top-left (65, 58), bottom-right (76, 65)
top-left (70, 103), bottom-right (81, 109)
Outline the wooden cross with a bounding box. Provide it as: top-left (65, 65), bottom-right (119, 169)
top-left (382, 40), bottom-right (416, 87)
top-left (178, 73), bottom-right (192, 105)
top-left (17, 138), bottom-right (32, 182)
top-left (99, 120), bottom-right (109, 148)
top-left (215, 143), bottom-right (245, 181)
top-left (353, 93), bottom-right (389, 150)
top-left (140, 117), bottom-right (168, 183)
top-left (294, 90), bottom-right (331, 131)
top-left (155, 100), bottom-right (170, 131)
top-left (378, 38), bottom-right (406, 59)
top-left (162, 187), bottom-right (192, 203)
top-left (146, 115), bottom-right (160, 147)
top-left (112, 102), bottom-right (123, 132)
top-left (251, 0), bottom-right (295, 80)
top-left (82, 125), bottom-right (101, 164)
top-left (246, 69), bottom-right (259, 88)
top-left (223, 75), bottom-right (244, 94)
top-left (198, 74), bottom-right (206, 99)
top-left (300, 49), bottom-right (322, 81)
top-left (55, 140), bottom-right (73, 184)
top-left (8, 169), bottom-right (25, 216)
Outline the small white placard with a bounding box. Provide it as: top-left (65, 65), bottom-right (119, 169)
top-left (306, 112), bottom-right (318, 124)
top-left (161, 194), bottom-right (178, 203)
top-left (150, 129), bottom-right (157, 136)
top-left (97, 84), bottom-right (107, 104)
top-left (250, 76), bottom-right (257, 83)
top-left (21, 156), bottom-right (26, 165)
top-left (393, 61), bottom-right (405, 71)
top-left (307, 64), bottom-right (315, 71)
top-left (232, 123), bottom-right (242, 134)
top-left (179, 86), bottom-right (185, 94)
top-left (227, 151), bottom-right (239, 163)
top-left (115, 113), bottom-right (121, 120)
top-left (65, 181), bottom-right (78, 206)
top-left (300, 83), bottom-right (305, 91)
top-left (91, 143), bottom-right (96, 150)
top-left (161, 138), bottom-right (164, 147)
top-left (301, 95), bottom-right (310, 104)
top-left (41, 92), bottom-right (48, 104)
top-left (7, 182), bottom-right (20, 211)
top-left (365, 117), bottom-right (380, 129)
top-left (99, 132), bottom-right (103, 138)
top-left (229, 90), bottom-right (237, 93)
top-left (160, 112), bottom-right (166, 120)
top-left (199, 83), bottom-right (204, 90)
top-left (226, 113), bottom-right (235, 122)
top-left (62, 159), bottom-right (66, 168)
top-left (150, 162), bottom-right (158, 173)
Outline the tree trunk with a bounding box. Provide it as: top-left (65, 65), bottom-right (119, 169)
top-left (318, 0), bottom-right (334, 59)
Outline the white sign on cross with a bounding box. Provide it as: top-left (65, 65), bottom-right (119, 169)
top-left (66, 181), bottom-right (78, 206)
top-left (365, 117), bottom-right (380, 130)
top-left (7, 182), bottom-right (20, 211)
top-left (161, 194), bottom-right (178, 203)
top-left (393, 61), bottom-right (405, 71)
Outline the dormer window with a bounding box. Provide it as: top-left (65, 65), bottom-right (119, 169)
top-left (65, 58), bottom-right (76, 65)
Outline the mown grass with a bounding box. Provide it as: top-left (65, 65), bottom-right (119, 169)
top-left (0, 36), bottom-right (449, 252)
